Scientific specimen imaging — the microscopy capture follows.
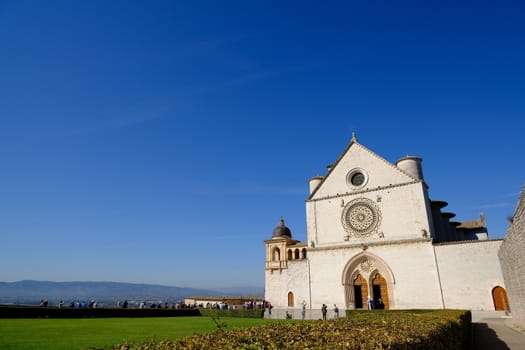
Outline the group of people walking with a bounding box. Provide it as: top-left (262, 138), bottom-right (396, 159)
top-left (287, 302), bottom-right (340, 320)
top-left (320, 303), bottom-right (339, 320)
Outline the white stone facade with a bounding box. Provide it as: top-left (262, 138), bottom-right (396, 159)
top-left (434, 240), bottom-right (504, 310)
top-left (265, 134), bottom-right (507, 312)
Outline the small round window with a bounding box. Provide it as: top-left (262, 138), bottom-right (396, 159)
top-left (351, 172), bottom-right (365, 186)
top-left (346, 168), bottom-right (368, 188)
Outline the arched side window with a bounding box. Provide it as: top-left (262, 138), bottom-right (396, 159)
top-left (272, 248), bottom-right (280, 261)
top-left (294, 249), bottom-right (300, 259)
top-left (287, 291), bottom-right (294, 307)
top-left (301, 248), bottom-right (307, 259)
top-left (287, 249), bottom-right (293, 260)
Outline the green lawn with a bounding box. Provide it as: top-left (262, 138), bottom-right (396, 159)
top-left (0, 316), bottom-right (279, 350)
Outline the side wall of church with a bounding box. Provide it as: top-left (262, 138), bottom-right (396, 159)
top-left (307, 241), bottom-right (444, 310)
top-left (498, 186), bottom-right (525, 328)
top-left (434, 240), bottom-right (505, 310)
top-left (264, 260), bottom-right (309, 309)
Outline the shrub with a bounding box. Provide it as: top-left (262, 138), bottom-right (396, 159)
top-left (0, 305), bottom-right (200, 318)
top-left (108, 309), bottom-right (471, 349)
top-left (198, 308), bottom-right (264, 319)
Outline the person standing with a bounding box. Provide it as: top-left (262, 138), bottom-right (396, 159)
top-left (333, 304), bottom-right (339, 318)
top-left (321, 304), bottom-right (327, 320)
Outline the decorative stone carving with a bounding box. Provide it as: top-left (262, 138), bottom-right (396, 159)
top-left (360, 258), bottom-right (374, 273)
top-left (342, 198), bottom-right (382, 238)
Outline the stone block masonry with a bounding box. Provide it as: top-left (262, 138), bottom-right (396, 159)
top-left (498, 185), bottom-right (525, 329)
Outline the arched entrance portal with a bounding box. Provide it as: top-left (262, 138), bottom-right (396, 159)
top-left (342, 252), bottom-right (395, 310)
top-left (492, 286), bottom-right (509, 312)
top-left (287, 291), bottom-right (294, 307)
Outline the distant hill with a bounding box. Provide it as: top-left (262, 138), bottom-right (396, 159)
top-left (0, 280), bottom-right (263, 306)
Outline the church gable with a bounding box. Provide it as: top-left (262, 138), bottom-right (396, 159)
top-left (309, 138), bottom-right (418, 201)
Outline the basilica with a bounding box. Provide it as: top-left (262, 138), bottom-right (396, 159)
top-left (264, 134), bottom-right (508, 311)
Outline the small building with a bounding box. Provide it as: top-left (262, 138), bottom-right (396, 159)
top-left (184, 296), bottom-right (264, 309)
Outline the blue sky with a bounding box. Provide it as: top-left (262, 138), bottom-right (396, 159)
top-left (0, 1), bottom-right (523, 289)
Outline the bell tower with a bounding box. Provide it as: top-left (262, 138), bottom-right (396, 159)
top-left (265, 218), bottom-right (294, 270)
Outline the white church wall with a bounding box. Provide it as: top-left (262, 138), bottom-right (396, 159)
top-left (307, 241), bottom-right (443, 310)
top-left (372, 242), bottom-right (443, 309)
top-left (264, 260), bottom-right (309, 309)
top-left (307, 247), bottom-right (357, 309)
top-left (307, 183), bottom-right (432, 247)
top-left (434, 240), bottom-right (505, 310)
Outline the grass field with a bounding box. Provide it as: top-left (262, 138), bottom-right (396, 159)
top-left (0, 316), bottom-right (280, 350)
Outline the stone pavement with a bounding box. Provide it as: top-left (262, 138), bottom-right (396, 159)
top-left (472, 311), bottom-right (525, 350)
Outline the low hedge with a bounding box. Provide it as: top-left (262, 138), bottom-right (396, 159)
top-left (198, 308), bottom-right (264, 318)
top-left (108, 309), bottom-right (471, 349)
top-left (0, 305), bottom-right (200, 318)
top-left (0, 305), bottom-right (263, 319)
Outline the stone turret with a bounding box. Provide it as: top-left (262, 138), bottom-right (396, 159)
top-left (396, 155), bottom-right (424, 180)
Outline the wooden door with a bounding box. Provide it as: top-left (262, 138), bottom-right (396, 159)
top-left (492, 286), bottom-right (509, 311)
top-left (287, 291), bottom-right (294, 307)
top-left (353, 274), bottom-right (368, 309)
top-left (372, 273), bottom-right (389, 309)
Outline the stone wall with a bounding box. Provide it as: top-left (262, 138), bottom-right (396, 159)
top-left (434, 239), bottom-right (505, 310)
top-left (498, 185), bottom-right (525, 328)
top-left (264, 259), bottom-right (309, 309)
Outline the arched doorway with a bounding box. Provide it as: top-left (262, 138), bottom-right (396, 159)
top-left (492, 286), bottom-right (509, 311)
top-left (372, 273), bottom-right (389, 309)
top-left (287, 291), bottom-right (294, 307)
top-left (342, 252), bottom-right (395, 310)
top-left (353, 274), bottom-right (368, 309)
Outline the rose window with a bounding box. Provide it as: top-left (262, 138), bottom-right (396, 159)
top-left (342, 198), bottom-right (381, 238)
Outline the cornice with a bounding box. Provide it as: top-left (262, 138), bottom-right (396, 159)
top-left (307, 237), bottom-right (432, 252)
top-left (306, 180), bottom-right (421, 203)
top-left (432, 238), bottom-right (503, 246)
top-left (264, 238), bottom-right (301, 244)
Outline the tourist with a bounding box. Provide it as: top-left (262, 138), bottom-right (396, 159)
top-left (334, 304), bottom-right (339, 318)
top-left (367, 297), bottom-right (374, 310)
top-left (321, 304), bottom-right (327, 320)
